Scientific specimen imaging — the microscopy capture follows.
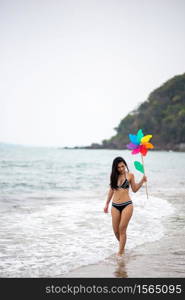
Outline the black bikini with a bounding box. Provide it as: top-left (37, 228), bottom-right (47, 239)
top-left (112, 200), bottom-right (133, 212)
top-left (117, 178), bottom-right (130, 189)
top-left (112, 177), bottom-right (132, 212)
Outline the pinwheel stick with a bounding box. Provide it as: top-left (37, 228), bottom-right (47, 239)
top-left (141, 154), bottom-right (149, 199)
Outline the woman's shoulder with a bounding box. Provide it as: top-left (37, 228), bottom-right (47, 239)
top-left (127, 172), bottom-right (134, 180)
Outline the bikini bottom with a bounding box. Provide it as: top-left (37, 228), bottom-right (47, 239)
top-left (112, 200), bottom-right (133, 212)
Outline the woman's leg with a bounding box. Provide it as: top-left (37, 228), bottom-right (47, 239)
top-left (118, 204), bottom-right (133, 255)
top-left (111, 206), bottom-right (121, 241)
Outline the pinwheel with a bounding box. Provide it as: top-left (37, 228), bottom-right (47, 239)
top-left (126, 129), bottom-right (154, 199)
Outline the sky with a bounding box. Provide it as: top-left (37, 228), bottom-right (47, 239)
top-left (0, 0), bottom-right (185, 147)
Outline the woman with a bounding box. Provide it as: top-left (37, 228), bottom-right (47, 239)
top-left (104, 156), bottom-right (147, 258)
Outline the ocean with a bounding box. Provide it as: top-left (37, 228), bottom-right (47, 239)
top-left (0, 144), bottom-right (185, 277)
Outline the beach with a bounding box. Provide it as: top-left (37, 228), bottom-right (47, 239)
top-left (0, 146), bottom-right (185, 278)
top-left (66, 229), bottom-right (185, 278)
top-left (66, 192), bottom-right (185, 278)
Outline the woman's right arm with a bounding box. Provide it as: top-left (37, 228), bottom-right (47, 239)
top-left (104, 187), bottom-right (114, 213)
top-left (130, 173), bottom-right (147, 193)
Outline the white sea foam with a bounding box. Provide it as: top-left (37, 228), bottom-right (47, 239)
top-left (0, 147), bottom-right (183, 277)
top-left (0, 192), bottom-right (174, 277)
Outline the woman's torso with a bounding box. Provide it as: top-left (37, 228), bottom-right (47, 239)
top-left (112, 172), bottom-right (132, 203)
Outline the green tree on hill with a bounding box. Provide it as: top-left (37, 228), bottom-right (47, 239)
top-left (89, 73), bottom-right (185, 150)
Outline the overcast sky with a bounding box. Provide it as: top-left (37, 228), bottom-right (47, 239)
top-left (0, 0), bottom-right (185, 147)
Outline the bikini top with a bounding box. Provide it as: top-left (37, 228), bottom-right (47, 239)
top-left (117, 178), bottom-right (130, 189)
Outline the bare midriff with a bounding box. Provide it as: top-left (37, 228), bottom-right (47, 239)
top-left (112, 188), bottom-right (132, 204)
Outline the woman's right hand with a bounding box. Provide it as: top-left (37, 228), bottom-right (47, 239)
top-left (104, 205), bottom-right (109, 213)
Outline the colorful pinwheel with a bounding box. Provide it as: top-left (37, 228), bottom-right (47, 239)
top-left (126, 129), bottom-right (154, 156)
top-left (126, 129), bottom-right (154, 199)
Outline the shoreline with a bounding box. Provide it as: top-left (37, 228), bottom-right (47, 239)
top-left (63, 201), bottom-right (185, 278)
top-left (61, 147), bottom-right (185, 152)
top-left (64, 239), bottom-right (185, 278)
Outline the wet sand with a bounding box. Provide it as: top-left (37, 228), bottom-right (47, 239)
top-left (64, 217), bottom-right (185, 278)
top-left (65, 248), bottom-right (185, 278)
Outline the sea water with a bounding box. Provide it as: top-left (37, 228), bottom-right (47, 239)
top-left (0, 144), bottom-right (184, 277)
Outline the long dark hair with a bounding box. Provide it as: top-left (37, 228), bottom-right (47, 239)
top-left (110, 156), bottom-right (129, 190)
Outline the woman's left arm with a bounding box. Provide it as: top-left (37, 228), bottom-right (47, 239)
top-left (129, 173), bottom-right (147, 193)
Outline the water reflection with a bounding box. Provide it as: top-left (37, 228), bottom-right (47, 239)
top-left (113, 256), bottom-right (128, 278)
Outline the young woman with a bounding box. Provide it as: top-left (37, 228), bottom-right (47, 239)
top-left (104, 156), bottom-right (147, 258)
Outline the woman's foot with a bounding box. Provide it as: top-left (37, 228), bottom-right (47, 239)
top-left (117, 250), bottom-right (124, 256)
top-left (116, 252), bottom-right (124, 260)
top-left (116, 254), bottom-right (124, 265)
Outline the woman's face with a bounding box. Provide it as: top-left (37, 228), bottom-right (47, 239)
top-left (117, 162), bottom-right (126, 174)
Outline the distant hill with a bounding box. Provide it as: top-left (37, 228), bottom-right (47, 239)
top-left (84, 73), bottom-right (185, 151)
